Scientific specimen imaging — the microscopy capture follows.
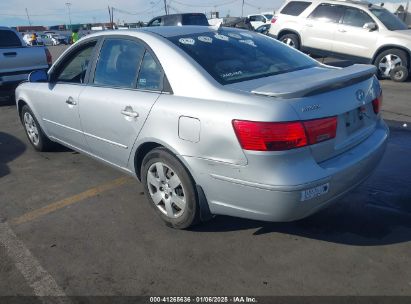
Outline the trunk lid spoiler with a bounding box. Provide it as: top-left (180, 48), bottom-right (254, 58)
top-left (251, 64), bottom-right (377, 99)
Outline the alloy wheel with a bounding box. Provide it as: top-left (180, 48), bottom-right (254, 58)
top-left (378, 54), bottom-right (403, 78)
top-left (282, 38), bottom-right (295, 48)
top-left (23, 112), bottom-right (39, 146)
top-left (146, 162), bottom-right (186, 218)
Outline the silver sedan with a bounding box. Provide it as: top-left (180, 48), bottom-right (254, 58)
top-left (16, 26), bottom-right (388, 229)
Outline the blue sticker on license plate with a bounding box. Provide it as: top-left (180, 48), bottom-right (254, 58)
top-left (301, 183), bottom-right (330, 201)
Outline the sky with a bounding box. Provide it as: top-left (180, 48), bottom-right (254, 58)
top-left (0, 0), bottom-right (285, 27)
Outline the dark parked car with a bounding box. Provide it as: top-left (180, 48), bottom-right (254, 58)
top-left (147, 13), bottom-right (209, 27)
top-left (255, 24), bottom-right (271, 35)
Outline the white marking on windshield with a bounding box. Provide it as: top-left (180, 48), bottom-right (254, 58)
top-left (221, 71), bottom-right (243, 78)
top-left (239, 39), bottom-right (257, 47)
top-left (214, 34), bottom-right (229, 41)
top-left (228, 33), bottom-right (242, 39)
top-left (198, 36), bottom-right (213, 43)
top-left (179, 38), bottom-right (195, 45)
top-left (239, 32), bottom-right (253, 38)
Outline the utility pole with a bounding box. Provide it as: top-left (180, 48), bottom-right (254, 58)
top-left (25, 8), bottom-right (32, 26)
top-left (163, 0), bottom-right (168, 15)
top-left (65, 2), bottom-right (72, 30)
top-left (241, 0), bottom-right (245, 17)
top-left (405, 0), bottom-right (409, 22)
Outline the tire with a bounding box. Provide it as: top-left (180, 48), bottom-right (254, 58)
top-left (141, 148), bottom-right (200, 229)
top-left (374, 48), bottom-right (408, 80)
top-left (279, 33), bottom-right (300, 49)
top-left (21, 105), bottom-right (54, 152)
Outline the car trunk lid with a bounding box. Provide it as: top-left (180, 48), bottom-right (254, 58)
top-left (228, 64), bottom-right (381, 163)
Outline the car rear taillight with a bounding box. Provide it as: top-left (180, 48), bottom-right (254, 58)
top-left (45, 48), bottom-right (52, 66)
top-left (232, 117), bottom-right (337, 151)
top-left (271, 17), bottom-right (277, 24)
top-left (372, 92), bottom-right (383, 114)
top-left (303, 117), bottom-right (337, 145)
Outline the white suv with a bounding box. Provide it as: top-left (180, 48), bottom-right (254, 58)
top-left (269, 0), bottom-right (411, 81)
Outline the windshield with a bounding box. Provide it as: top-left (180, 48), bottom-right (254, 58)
top-left (264, 14), bottom-right (274, 20)
top-left (167, 29), bottom-right (317, 85)
top-left (369, 7), bottom-right (408, 30)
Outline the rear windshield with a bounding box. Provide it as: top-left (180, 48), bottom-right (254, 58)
top-left (264, 14), bottom-right (274, 19)
top-left (182, 14), bottom-right (209, 26)
top-left (281, 1), bottom-right (312, 16)
top-left (167, 29), bottom-right (317, 85)
top-left (369, 7), bottom-right (408, 31)
top-left (0, 30), bottom-right (22, 48)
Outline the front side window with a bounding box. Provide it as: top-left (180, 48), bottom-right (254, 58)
top-left (309, 4), bottom-right (344, 23)
top-left (167, 29), bottom-right (317, 85)
top-left (137, 51), bottom-right (163, 91)
top-left (369, 7), bottom-right (408, 30)
top-left (342, 7), bottom-right (374, 27)
top-left (281, 1), bottom-right (312, 16)
top-left (94, 39), bottom-right (145, 88)
top-left (56, 42), bottom-right (96, 83)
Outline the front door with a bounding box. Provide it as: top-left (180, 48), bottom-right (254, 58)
top-left (333, 6), bottom-right (378, 60)
top-left (41, 41), bottom-right (97, 151)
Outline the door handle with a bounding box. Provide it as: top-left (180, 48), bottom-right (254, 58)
top-left (3, 52), bottom-right (17, 57)
top-left (65, 97), bottom-right (77, 105)
top-left (121, 106), bottom-right (139, 118)
top-left (338, 28), bottom-right (347, 33)
top-left (305, 23), bottom-right (313, 27)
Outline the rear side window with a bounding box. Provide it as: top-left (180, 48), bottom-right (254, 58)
top-left (168, 29), bottom-right (317, 85)
top-left (281, 1), bottom-right (312, 16)
top-left (94, 39), bottom-right (145, 88)
top-left (342, 7), bottom-right (374, 27)
top-left (137, 51), bottom-right (163, 91)
top-left (0, 30), bottom-right (22, 47)
top-left (309, 3), bottom-right (344, 23)
top-left (182, 14), bottom-right (209, 25)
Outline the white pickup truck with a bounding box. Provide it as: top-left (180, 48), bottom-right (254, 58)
top-left (0, 26), bottom-right (51, 99)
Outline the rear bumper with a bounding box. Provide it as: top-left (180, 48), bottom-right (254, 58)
top-left (185, 119), bottom-right (389, 222)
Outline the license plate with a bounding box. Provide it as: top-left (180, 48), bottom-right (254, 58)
top-left (301, 183), bottom-right (329, 201)
top-left (345, 108), bottom-right (364, 134)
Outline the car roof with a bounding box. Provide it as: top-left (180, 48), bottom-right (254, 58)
top-left (141, 25), bottom-right (216, 37)
top-left (286, 0), bottom-right (373, 8)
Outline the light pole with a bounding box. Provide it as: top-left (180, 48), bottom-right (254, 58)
top-left (25, 8), bottom-right (32, 26)
top-left (65, 2), bottom-right (72, 30)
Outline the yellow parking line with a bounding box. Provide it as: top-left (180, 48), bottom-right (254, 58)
top-left (10, 177), bottom-right (133, 226)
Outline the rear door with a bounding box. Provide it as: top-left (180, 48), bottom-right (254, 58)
top-left (302, 3), bottom-right (344, 52)
top-left (78, 37), bottom-right (163, 169)
top-left (333, 6), bottom-right (378, 59)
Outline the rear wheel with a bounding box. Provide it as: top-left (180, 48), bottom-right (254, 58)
top-left (21, 105), bottom-right (54, 151)
top-left (279, 33), bottom-right (300, 49)
top-left (375, 49), bottom-right (408, 81)
top-left (141, 148), bottom-right (200, 229)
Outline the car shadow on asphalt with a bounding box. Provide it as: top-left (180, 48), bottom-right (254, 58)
top-left (0, 132), bottom-right (26, 178)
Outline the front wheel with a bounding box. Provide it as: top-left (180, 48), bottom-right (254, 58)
top-left (21, 105), bottom-right (54, 151)
top-left (375, 49), bottom-right (408, 81)
top-left (279, 33), bottom-right (300, 49)
top-left (141, 148), bottom-right (200, 229)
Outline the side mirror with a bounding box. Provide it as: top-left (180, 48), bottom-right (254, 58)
top-left (363, 22), bottom-right (377, 31)
top-left (28, 70), bottom-right (48, 83)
